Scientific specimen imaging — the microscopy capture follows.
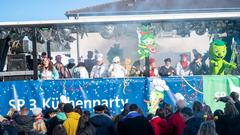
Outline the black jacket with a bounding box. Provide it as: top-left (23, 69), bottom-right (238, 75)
top-left (90, 114), bottom-right (117, 135)
top-left (14, 115), bottom-right (34, 135)
top-left (117, 112), bottom-right (154, 135)
top-left (46, 116), bottom-right (65, 135)
top-left (215, 115), bottom-right (240, 135)
top-left (182, 117), bottom-right (202, 135)
top-left (219, 97), bottom-right (240, 113)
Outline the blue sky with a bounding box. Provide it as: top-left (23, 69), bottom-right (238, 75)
top-left (0, 0), bottom-right (114, 22)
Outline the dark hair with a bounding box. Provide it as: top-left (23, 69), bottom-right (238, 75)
top-left (213, 109), bottom-right (223, 118)
top-left (129, 104), bottom-right (139, 112)
top-left (164, 58), bottom-right (171, 63)
top-left (121, 103), bottom-right (130, 116)
top-left (230, 92), bottom-right (239, 102)
top-left (147, 113), bottom-right (154, 121)
top-left (39, 58), bottom-right (54, 71)
top-left (155, 108), bottom-right (165, 119)
top-left (63, 103), bottom-right (73, 113)
top-left (77, 114), bottom-right (96, 135)
top-left (58, 103), bottom-right (65, 112)
top-left (74, 105), bottom-right (82, 115)
top-left (181, 107), bottom-right (193, 117)
top-left (52, 124), bottom-right (67, 135)
top-left (192, 101), bottom-right (203, 112)
top-left (83, 110), bottom-right (91, 119)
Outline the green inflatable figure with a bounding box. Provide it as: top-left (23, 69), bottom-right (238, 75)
top-left (209, 40), bottom-right (237, 75)
top-left (138, 34), bottom-right (157, 60)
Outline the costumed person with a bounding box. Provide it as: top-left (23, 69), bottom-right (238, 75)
top-left (149, 58), bottom-right (159, 77)
top-left (123, 58), bottom-right (132, 76)
top-left (190, 53), bottom-right (209, 75)
top-left (65, 58), bottom-right (75, 78)
top-left (54, 55), bottom-right (66, 78)
top-left (144, 78), bottom-right (170, 114)
top-left (108, 56), bottom-right (127, 78)
top-left (176, 53), bottom-right (192, 76)
top-left (72, 61), bottom-right (89, 79)
top-left (137, 25), bottom-right (157, 60)
top-left (38, 57), bottom-right (59, 80)
top-left (90, 53), bottom-right (107, 78)
top-left (209, 40), bottom-right (237, 75)
top-left (158, 58), bottom-right (176, 76)
top-left (129, 60), bottom-right (143, 76)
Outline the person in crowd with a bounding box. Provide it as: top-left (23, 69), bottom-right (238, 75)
top-left (38, 57), bottom-right (59, 80)
top-left (197, 121), bottom-right (217, 135)
top-left (47, 103), bottom-right (67, 135)
top-left (150, 108), bottom-right (169, 135)
top-left (63, 103), bottom-right (81, 135)
top-left (158, 58), bottom-right (176, 76)
top-left (54, 55), bottom-right (66, 78)
top-left (41, 52), bottom-right (48, 60)
top-left (84, 51), bottom-right (95, 75)
top-left (0, 114), bottom-right (17, 135)
top-left (203, 104), bottom-right (213, 121)
top-left (180, 107), bottom-right (203, 135)
top-left (213, 109), bottom-right (223, 121)
top-left (108, 56), bottom-right (127, 78)
top-left (215, 101), bottom-right (240, 135)
top-left (164, 104), bottom-right (173, 121)
top-left (176, 53), bottom-right (192, 76)
top-left (74, 105), bottom-right (82, 115)
top-left (65, 58), bottom-right (75, 78)
top-left (149, 58), bottom-right (159, 77)
top-left (123, 58), bottom-right (132, 76)
top-left (52, 124), bottom-right (67, 135)
top-left (117, 104), bottom-right (154, 135)
top-left (90, 105), bottom-right (117, 135)
top-left (14, 106), bottom-right (34, 135)
top-left (6, 108), bottom-right (18, 120)
top-left (190, 53), bottom-right (209, 75)
top-left (72, 62), bottom-right (89, 78)
top-left (129, 60), bottom-right (143, 76)
top-left (215, 91), bottom-right (240, 112)
top-left (32, 108), bottom-right (47, 134)
top-left (192, 101), bottom-right (204, 119)
top-left (76, 114), bottom-right (96, 135)
top-left (168, 99), bottom-right (186, 135)
top-left (113, 103), bottom-right (130, 126)
top-left (90, 53), bottom-right (107, 78)
top-left (83, 111), bottom-right (91, 120)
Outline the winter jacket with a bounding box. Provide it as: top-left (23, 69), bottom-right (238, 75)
top-left (63, 112), bottom-right (80, 135)
top-left (90, 113), bottom-right (117, 135)
top-left (118, 111), bottom-right (154, 135)
top-left (90, 64), bottom-right (107, 78)
top-left (47, 112), bottom-right (67, 135)
top-left (14, 115), bottom-right (34, 134)
top-left (182, 117), bottom-right (203, 135)
top-left (215, 115), bottom-right (240, 135)
top-left (150, 116), bottom-right (169, 135)
top-left (168, 112), bottom-right (186, 135)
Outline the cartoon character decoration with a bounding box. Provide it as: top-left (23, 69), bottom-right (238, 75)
top-left (145, 78), bottom-right (170, 114)
top-left (137, 25), bottom-right (157, 59)
top-left (209, 40), bottom-right (237, 75)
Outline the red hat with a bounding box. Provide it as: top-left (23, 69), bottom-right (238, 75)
top-left (180, 53), bottom-right (188, 58)
top-left (149, 58), bottom-right (156, 64)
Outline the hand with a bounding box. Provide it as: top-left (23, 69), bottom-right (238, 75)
top-left (214, 97), bottom-right (220, 102)
top-left (230, 63), bottom-right (237, 69)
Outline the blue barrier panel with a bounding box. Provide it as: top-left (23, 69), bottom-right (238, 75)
top-left (0, 77), bottom-right (203, 116)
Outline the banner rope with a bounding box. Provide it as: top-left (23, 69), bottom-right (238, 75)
top-left (181, 76), bottom-right (204, 94)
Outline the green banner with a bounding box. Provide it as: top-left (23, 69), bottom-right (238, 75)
top-left (203, 75), bottom-right (240, 111)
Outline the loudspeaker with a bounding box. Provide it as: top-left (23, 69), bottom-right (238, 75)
top-left (7, 54), bottom-right (29, 71)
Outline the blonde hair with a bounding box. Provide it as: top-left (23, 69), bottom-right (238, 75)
top-left (7, 108), bottom-right (17, 117)
top-left (197, 121), bottom-right (216, 135)
top-left (33, 119), bottom-right (47, 134)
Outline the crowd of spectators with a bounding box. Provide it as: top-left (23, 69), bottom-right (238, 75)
top-left (0, 92), bottom-right (239, 135)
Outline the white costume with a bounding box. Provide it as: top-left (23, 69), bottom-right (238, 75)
top-left (72, 66), bottom-right (89, 78)
top-left (108, 56), bottom-right (127, 78)
top-left (90, 64), bottom-right (107, 78)
top-left (176, 62), bottom-right (192, 76)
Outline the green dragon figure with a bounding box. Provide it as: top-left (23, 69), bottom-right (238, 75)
top-left (209, 40), bottom-right (237, 75)
top-left (137, 25), bottom-right (157, 60)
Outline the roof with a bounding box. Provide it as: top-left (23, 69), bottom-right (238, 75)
top-left (65, 0), bottom-right (240, 16)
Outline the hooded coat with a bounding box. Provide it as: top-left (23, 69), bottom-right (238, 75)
top-left (14, 115), bottom-right (34, 134)
top-left (63, 112), bottom-right (80, 135)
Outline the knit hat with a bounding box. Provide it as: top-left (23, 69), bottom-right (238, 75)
top-left (32, 108), bottom-right (42, 116)
top-left (63, 103), bottom-right (73, 113)
top-left (180, 53), bottom-right (188, 58)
